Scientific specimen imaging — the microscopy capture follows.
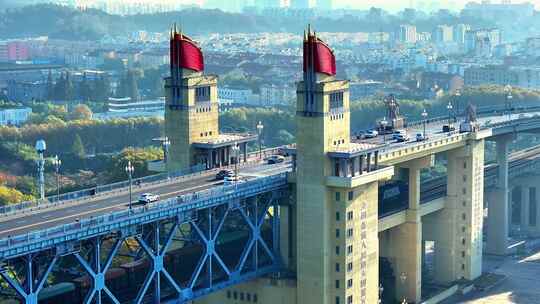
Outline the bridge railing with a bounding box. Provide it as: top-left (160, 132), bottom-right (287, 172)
top-left (0, 173), bottom-right (289, 259)
top-left (0, 164), bottom-right (206, 217)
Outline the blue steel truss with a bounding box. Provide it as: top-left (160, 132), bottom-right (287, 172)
top-left (0, 174), bottom-right (289, 304)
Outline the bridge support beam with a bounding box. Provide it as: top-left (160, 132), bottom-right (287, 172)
top-left (486, 136), bottom-right (512, 255)
top-left (433, 140), bottom-right (484, 284)
top-left (515, 176), bottom-right (540, 237)
top-left (383, 156), bottom-right (432, 303)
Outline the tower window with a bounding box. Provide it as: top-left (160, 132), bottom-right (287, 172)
top-left (195, 86), bottom-right (211, 102)
top-left (329, 91), bottom-right (344, 109)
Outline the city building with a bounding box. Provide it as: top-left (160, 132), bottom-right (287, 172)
top-left (0, 107), bottom-right (32, 126)
top-left (463, 1), bottom-right (535, 19)
top-left (259, 84), bottom-right (295, 106)
top-left (218, 87), bottom-right (255, 105)
top-left (6, 80), bottom-right (46, 102)
top-left (397, 25), bottom-right (417, 44)
top-left (464, 65), bottom-right (540, 90)
top-left (432, 25), bottom-right (454, 44)
top-left (254, 0), bottom-right (281, 9)
top-left (453, 24), bottom-right (471, 45)
top-left (465, 28), bottom-right (502, 54)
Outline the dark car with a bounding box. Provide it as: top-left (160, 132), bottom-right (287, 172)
top-left (216, 169), bottom-right (235, 180)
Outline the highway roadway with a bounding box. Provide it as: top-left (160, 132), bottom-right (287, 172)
top-left (0, 161), bottom-right (291, 238)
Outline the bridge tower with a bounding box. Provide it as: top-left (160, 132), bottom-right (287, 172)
top-left (165, 27), bottom-right (218, 171)
top-left (295, 28), bottom-right (392, 304)
top-left (164, 26), bottom-right (255, 172)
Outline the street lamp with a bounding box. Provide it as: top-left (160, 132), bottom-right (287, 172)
top-left (380, 117), bottom-right (388, 144)
top-left (162, 137), bottom-right (171, 165)
top-left (35, 140), bottom-right (46, 202)
top-left (454, 90), bottom-right (461, 119)
top-left (256, 121), bottom-right (264, 160)
top-left (232, 143), bottom-right (240, 182)
top-left (505, 85), bottom-right (513, 120)
top-left (125, 161), bottom-right (134, 211)
top-left (446, 101), bottom-right (453, 126)
top-left (51, 155), bottom-right (61, 201)
top-left (421, 109), bottom-right (428, 139)
top-left (400, 272), bottom-right (408, 304)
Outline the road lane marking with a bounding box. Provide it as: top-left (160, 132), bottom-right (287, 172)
top-left (0, 181), bottom-right (223, 236)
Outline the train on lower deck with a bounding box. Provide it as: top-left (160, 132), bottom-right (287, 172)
top-left (0, 229), bottom-right (269, 304)
top-left (379, 181), bottom-right (409, 216)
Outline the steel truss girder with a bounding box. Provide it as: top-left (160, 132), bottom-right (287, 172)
top-left (0, 253), bottom-right (57, 304)
top-left (75, 236), bottom-right (123, 304)
top-left (134, 220), bottom-right (182, 304)
top-left (0, 189), bottom-right (285, 304)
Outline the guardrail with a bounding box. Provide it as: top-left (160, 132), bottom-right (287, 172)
top-left (0, 173), bottom-right (289, 259)
top-left (0, 164), bottom-right (205, 217)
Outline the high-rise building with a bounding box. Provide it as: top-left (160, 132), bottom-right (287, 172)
top-left (453, 24), bottom-right (471, 45)
top-left (398, 25), bottom-right (417, 44)
top-left (465, 28), bottom-right (502, 54)
top-left (432, 25), bottom-right (453, 44)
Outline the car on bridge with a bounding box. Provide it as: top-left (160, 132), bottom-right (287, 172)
top-left (364, 130), bottom-right (379, 138)
top-left (138, 193), bottom-right (160, 204)
top-left (267, 155), bottom-right (285, 164)
top-left (216, 169), bottom-right (235, 180)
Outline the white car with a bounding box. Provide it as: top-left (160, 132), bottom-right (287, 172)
top-left (392, 129), bottom-right (407, 140)
top-left (395, 133), bottom-right (410, 142)
top-left (138, 193), bottom-right (160, 204)
top-left (364, 130), bottom-right (378, 138)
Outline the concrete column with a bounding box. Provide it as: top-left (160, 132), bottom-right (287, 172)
top-left (207, 149), bottom-right (213, 169)
top-left (521, 185), bottom-right (530, 232)
top-left (359, 155), bottom-right (364, 175)
top-left (366, 153), bottom-right (372, 172)
top-left (434, 140), bottom-right (484, 284)
top-left (486, 136), bottom-right (510, 255)
top-left (389, 157), bottom-right (431, 303)
top-left (390, 221), bottom-right (422, 303)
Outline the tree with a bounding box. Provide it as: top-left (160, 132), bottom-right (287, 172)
top-left (107, 147), bottom-right (163, 182)
top-left (127, 70), bottom-right (139, 102)
top-left (71, 104), bottom-right (93, 120)
top-left (46, 70), bottom-right (54, 100)
top-left (0, 186), bottom-right (34, 206)
top-left (79, 72), bottom-right (91, 101)
top-left (71, 133), bottom-right (85, 159)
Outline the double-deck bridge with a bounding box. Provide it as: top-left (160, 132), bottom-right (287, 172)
top-left (1, 108), bottom-right (540, 304)
top-left (4, 27), bottom-right (540, 304)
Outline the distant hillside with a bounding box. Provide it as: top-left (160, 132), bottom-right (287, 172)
top-left (0, 4), bottom-right (498, 41)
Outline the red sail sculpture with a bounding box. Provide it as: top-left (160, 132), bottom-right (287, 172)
top-left (303, 30), bottom-right (336, 76)
top-left (170, 29), bottom-right (204, 72)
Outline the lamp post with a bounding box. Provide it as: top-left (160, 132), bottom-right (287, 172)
top-left (381, 117), bottom-right (388, 144)
top-left (446, 101), bottom-right (453, 127)
top-left (125, 161), bottom-right (134, 211)
top-left (35, 140), bottom-right (46, 202)
top-left (421, 109), bottom-right (428, 139)
top-left (400, 272), bottom-right (408, 304)
top-left (162, 137), bottom-right (171, 165)
top-left (52, 155), bottom-right (61, 201)
top-left (232, 143), bottom-right (240, 182)
top-left (256, 121), bottom-right (264, 160)
top-left (454, 90), bottom-right (461, 119)
top-left (505, 85), bottom-right (513, 120)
